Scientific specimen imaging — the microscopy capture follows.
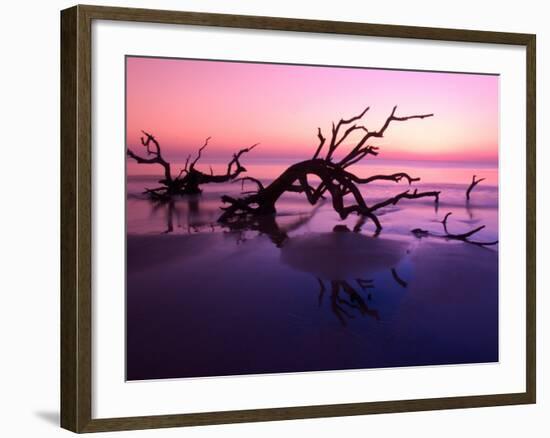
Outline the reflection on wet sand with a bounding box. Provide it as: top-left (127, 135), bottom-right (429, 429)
top-left (126, 174), bottom-right (498, 380)
top-left (279, 229), bottom-right (412, 325)
top-left (147, 195), bottom-right (215, 234)
top-left (141, 197), bottom-right (415, 325)
top-left (317, 278), bottom-right (380, 326)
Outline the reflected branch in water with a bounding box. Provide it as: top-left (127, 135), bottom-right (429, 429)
top-left (148, 195), bottom-right (220, 234)
top-left (356, 278), bottom-right (374, 291)
top-left (221, 201), bottom-right (325, 247)
top-left (317, 277), bottom-right (326, 307)
top-left (221, 214), bottom-right (290, 247)
top-left (323, 279), bottom-right (381, 326)
top-left (148, 198), bottom-right (182, 234)
top-left (222, 207), bottom-right (413, 325)
top-left (164, 200), bottom-right (176, 234)
top-left (391, 267), bottom-right (408, 288)
top-left (188, 195), bottom-right (200, 214)
top-left (466, 201), bottom-right (474, 221)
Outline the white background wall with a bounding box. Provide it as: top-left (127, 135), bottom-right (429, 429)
top-left (0, 0), bottom-right (546, 436)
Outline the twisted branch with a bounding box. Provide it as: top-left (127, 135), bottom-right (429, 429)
top-left (190, 136), bottom-right (211, 169)
top-left (127, 130), bottom-right (172, 183)
top-left (127, 131), bottom-right (258, 197)
top-left (466, 174), bottom-right (486, 200)
top-left (411, 212), bottom-right (498, 246)
top-left (218, 106), bottom-right (438, 233)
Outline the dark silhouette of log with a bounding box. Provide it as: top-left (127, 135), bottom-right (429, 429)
top-left (219, 105), bottom-right (440, 232)
top-left (127, 130), bottom-right (258, 199)
top-left (466, 174), bottom-right (486, 201)
top-left (411, 212), bottom-right (498, 246)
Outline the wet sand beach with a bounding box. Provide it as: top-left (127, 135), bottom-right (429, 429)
top-left (126, 162), bottom-right (498, 380)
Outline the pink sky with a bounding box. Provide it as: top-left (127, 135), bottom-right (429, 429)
top-left (126, 56), bottom-right (498, 165)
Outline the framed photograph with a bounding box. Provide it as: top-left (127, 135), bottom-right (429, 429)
top-left (60, 4), bottom-right (536, 433)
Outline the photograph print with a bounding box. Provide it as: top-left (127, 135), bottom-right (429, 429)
top-left (125, 56), bottom-right (499, 381)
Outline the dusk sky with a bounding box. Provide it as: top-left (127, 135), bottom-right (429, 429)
top-left (126, 56), bottom-right (499, 165)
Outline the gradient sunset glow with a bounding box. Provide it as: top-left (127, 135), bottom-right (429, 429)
top-left (126, 56), bottom-right (498, 165)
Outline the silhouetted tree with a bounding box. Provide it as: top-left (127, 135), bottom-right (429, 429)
top-left (219, 105), bottom-right (440, 232)
top-left (127, 130), bottom-right (258, 199)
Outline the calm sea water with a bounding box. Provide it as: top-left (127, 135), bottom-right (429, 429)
top-left (126, 160), bottom-right (498, 380)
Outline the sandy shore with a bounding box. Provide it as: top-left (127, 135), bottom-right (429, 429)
top-left (126, 228), bottom-right (498, 380)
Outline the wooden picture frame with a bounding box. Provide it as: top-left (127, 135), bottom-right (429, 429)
top-left (61, 4), bottom-right (536, 433)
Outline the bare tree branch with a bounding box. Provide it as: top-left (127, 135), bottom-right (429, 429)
top-left (466, 174), bottom-right (486, 200)
top-left (190, 136), bottom-right (211, 169)
top-left (225, 143), bottom-right (259, 177)
top-left (128, 132), bottom-right (258, 197)
top-left (350, 172), bottom-right (420, 185)
top-left (336, 106), bottom-right (433, 167)
top-left (312, 127), bottom-right (326, 159)
top-left (370, 189), bottom-right (440, 212)
top-left (234, 176), bottom-right (265, 193)
top-left (218, 106), bottom-right (438, 233)
top-left (365, 106), bottom-right (433, 141)
top-left (411, 211), bottom-right (498, 246)
top-left (127, 130), bottom-right (172, 183)
top-left (326, 105), bottom-right (370, 160)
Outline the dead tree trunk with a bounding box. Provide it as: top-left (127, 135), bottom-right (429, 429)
top-left (466, 174), bottom-right (485, 200)
top-left (127, 131), bottom-right (258, 199)
top-left (219, 105), bottom-right (440, 232)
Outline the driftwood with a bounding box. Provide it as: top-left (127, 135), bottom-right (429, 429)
top-left (411, 212), bottom-right (498, 246)
top-left (466, 174), bottom-right (486, 200)
top-left (127, 130), bottom-right (258, 199)
top-left (219, 105), bottom-right (440, 232)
